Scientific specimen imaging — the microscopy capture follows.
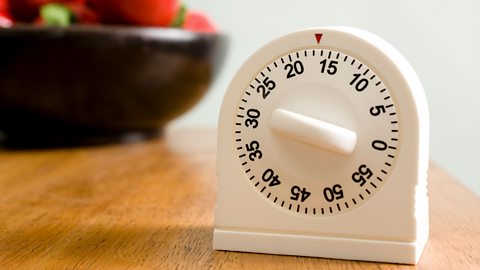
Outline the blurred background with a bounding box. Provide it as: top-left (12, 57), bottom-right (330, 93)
top-left (173, 0), bottom-right (480, 196)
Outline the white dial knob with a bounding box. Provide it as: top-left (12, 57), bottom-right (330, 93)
top-left (270, 108), bottom-right (357, 155)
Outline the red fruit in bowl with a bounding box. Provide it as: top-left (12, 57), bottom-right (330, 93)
top-left (8, 0), bottom-right (85, 22)
top-left (65, 2), bottom-right (99, 24)
top-left (0, 0), bottom-right (8, 12)
top-left (0, 11), bottom-right (12, 27)
top-left (0, 0), bottom-right (12, 27)
top-left (183, 11), bottom-right (217, 33)
top-left (88, 0), bottom-right (179, 26)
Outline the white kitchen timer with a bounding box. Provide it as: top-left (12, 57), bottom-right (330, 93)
top-left (213, 27), bottom-right (429, 264)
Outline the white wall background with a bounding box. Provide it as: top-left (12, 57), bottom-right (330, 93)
top-left (173, 0), bottom-right (480, 196)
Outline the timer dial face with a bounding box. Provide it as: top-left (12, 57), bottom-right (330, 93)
top-left (234, 48), bottom-right (399, 216)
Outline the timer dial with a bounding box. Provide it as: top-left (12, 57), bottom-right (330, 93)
top-left (235, 48), bottom-right (399, 216)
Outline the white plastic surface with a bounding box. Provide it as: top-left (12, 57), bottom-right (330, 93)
top-left (213, 229), bottom-right (426, 264)
top-left (270, 108), bottom-right (357, 155)
top-left (214, 27), bottom-right (429, 264)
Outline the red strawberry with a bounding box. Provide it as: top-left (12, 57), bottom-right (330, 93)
top-left (65, 2), bottom-right (98, 24)
top-left (0, 0), bottom-right (8, 12)
top-left (0, 10), bottom-right (12, 27)
top-left (87, 0), bottom-right (179, 26)
top-left (0, 0), bottom-right (12, 27)
top-left (8, 0), bottom-right (85, 22)
top-left (183, 11), bottom-right (217, 33)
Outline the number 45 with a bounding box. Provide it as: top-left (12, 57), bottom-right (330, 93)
top-left (290, 185), bottom-right (311, 202)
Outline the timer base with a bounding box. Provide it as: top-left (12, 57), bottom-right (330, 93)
top-left (213, 228), bottom-right (427, 264)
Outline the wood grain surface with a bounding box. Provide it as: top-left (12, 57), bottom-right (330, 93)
top-left (0, 137), bottom-right (478, 269)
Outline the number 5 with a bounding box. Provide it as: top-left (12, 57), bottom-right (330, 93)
top-left (370, 105), bottom-right (386, 116)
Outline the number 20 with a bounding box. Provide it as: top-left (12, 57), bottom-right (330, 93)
top-left (285, 61), bottom-right (304, 79)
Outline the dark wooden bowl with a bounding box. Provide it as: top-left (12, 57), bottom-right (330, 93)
top-left (0, 25), bottom-right (227, 147)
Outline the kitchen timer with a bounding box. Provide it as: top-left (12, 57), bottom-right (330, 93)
top-left (213, 27), bottom-right (429, 264)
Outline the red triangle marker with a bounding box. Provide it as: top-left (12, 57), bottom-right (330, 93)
top-left (315, 33), bottom-right (323, 44)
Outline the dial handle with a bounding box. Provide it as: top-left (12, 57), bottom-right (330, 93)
top-left (270, 108), bottom-right (357, 155)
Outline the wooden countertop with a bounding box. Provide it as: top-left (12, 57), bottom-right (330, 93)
top-left (0, 137), bottom-right (478, 269)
